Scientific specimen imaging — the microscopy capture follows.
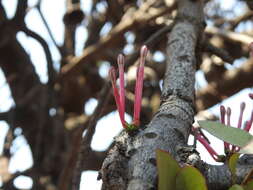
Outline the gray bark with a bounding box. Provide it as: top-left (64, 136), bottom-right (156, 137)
top-left (100, 0), bottom-right (253, 189)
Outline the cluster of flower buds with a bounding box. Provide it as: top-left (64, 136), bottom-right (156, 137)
top-left (109, 45), bottom-right (148, 130)
top-left (220, 98), bottom-right (253, 153)
top-left (194, 43), bottom-right (253, 162)
top-left (195, 94), bottom-right (253, 162)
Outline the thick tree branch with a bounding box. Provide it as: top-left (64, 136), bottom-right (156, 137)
top-left (14, 0), bottom-right (28, 21)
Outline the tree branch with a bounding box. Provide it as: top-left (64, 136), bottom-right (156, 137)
top-left (59, 0), bottom-right (176, 80)
top-left (0, 111), bottom-right (9, 121)
top-left (196, 58), bottom-right (253, 111)
top-left (21, 27), bottom-right (56, 86)
top-left (100, 0), bottom-right (204, 189)
top-left (72, 83), bottom-right (111, 190)
top-left (206, 26), bottom-right (253, 45)
top-left (36, 0), bottom-right (63, 56)
top-left (14, 0), bottom-right (28, 22)
top-left (203, 41), bottom-right (234, 64)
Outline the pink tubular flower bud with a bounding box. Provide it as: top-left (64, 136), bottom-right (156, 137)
top-left (237, 102), bottom-right (245, 129)
top-left (249, 111), bottom-right (253, 128)
top-left (244, 121), bottom-right (251, 132)
top-left (133, 45), bottom-right (148, 126)
top-left (196, 133), bottom-right (220, 161)
top-left (109, 67), bottom-right (126, 128)
top-left (224, 107), bottom-right (231, 151)
top-left (245, 93), bottom-right (253, 132)
top-left (117, 54), bottom-right (126, 126)
top-left (109, 45), bottom-right (149, 130)
top-left (231, 102), bottom-right (245, 152)
top-left (245, 110), bottom-right (253, 132)
top-left (226, 107), bottom-right (231, 126)
top-left (220, 105), bottom-right (226, 124)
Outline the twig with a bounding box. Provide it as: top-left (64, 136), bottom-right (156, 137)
top-left (59, 2), bottom-right (176, 79)
top-left (72, 83), bottom-right (111, 190)
top-left (0, 112), bottom-right (9, 121)
top-left (203, 41), bottom-right (234, 64)
top-left (21, 27), bottom-right (56, 86)
top-left (0, 0), bottom-right (7, 21)
top-left (35, 0), bottom-right (63, 56)
top-left (229, 11), bottom-right (253, 30)
top-left (206, 26), bottom-right (253, 45)
top-left (123, 23), bottom-right (174, 70)
top-left (196, 59), bottom-right (253, 111)
top-left (2, 169), bottom-right (33, 190)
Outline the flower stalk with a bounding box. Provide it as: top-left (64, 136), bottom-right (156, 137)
top-left (133, 46), bottom-right (148, 126)
top-left (221, 94), bottom-right (253, 155)
top-left (195, 130), bottom-right (220, 161)
top-left (109, 67), bottom-right (126, 127)
top-left (196, 94), bottom-right (253, 162)
top-left (220, 105), bottom-right (229, 151)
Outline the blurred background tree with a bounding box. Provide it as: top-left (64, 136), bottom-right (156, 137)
top-left (0, 0), bottom-right (253, 189)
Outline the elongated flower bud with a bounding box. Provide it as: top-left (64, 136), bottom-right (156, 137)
top-left (109, 67), bottom-right (126, 128)
top-left (117, 54), bottom-right (126, 126)
top-left (133, 45), bottom-right (148, 126)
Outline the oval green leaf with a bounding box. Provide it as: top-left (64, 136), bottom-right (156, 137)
top-left (175, 166), bottom-right (207, 190)
top-left (228, 184), bottom-right (244, 190)
top-left (156, 149), bottom-right (180, 190)
top-left (198, 121), bottom-right (253, 149)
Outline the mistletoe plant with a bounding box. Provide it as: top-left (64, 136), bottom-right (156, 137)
top-left (196, 42), bottom-right (253, 162)
top-left (156, 43), bottom-right (253, 190)
top-left (196, 93), bottom-right (253, 188)
top-left (109, 45), bottom-right (148, 131)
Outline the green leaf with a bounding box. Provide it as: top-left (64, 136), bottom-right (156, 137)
top-left (125, 123), bottom-right (138, 131)
top-left (228, 153), bottom-right (240, 184)
top-left (243, 180), bottom-right (253, 190)
top-left (175, 166), bottom-right (207, 190)
top-left (156, 149), bottom-right (180, 190)
top-left (198, 121), bottom-right (253, 149)
top-left (228, 184), bottom-right (244, 190)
